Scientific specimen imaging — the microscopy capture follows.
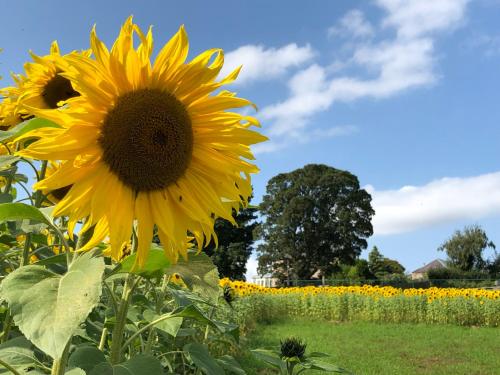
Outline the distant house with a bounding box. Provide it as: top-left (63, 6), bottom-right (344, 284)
top-left (251, 273), bottom-right (278, 287)
top-left (411, 259), bottom-right (447, 280)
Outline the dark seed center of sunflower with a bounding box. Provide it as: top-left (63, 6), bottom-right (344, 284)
top-left (99, 88), bottom-right (193, 192)
top-left (42, 74), bottom-right (79, 109)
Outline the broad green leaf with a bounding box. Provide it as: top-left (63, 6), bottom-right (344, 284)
top-left (0, 156), bottom-right (19, 170)
top-left (250, 349), bottom-right (283, 369)
top-left (306, 359), bottom-right (351, 373)
top-left (68, 346), bottom-right (107, 374)
top-left (184, 343), bottom-right (224, 375)
top-left (65, 369), bottom-right (86, 375)
top-left (0, 194), bottom-right (13, 204)
top-left (118, 246), bottom-right (171, 278)
top-left (143, 309), bottom-right (183, 337)
top-left (168, 286), bottom-right (215, 307)
top-left (112, 355), bottom-right (163, 375)
top-left (166, 251), bottom-right (220, 303)
top-left (308, 352), bottom-right (330, 358)
top-left (0, 337), bottom-right (38, 374)
top-left (0, 203), bottom-right (53, 227)
top-left (215, 355), bottom-right (246, 375)
top-left (0, 253), bottom-right (105, 359)
top-left (88, 363), bottom-right (113, 375)
top-left (0, 118), bottom-right (61, 143)
top-left (212, 321), bottom-right (239, 342)
top-left (32, 253), bottom-right (66, 266)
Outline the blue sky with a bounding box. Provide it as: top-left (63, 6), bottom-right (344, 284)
top-left (1, 0), bottom-right (500, 279)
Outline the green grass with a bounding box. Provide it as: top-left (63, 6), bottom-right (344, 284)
top-left (237, 319), bottom-right (500, 375)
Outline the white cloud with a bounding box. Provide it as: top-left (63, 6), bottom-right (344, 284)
top-left (377, 0), bottom-right (470, 39)
top-left (328, 10), bottom-right (374, 39)
top-left (260, 0), bottom-right (470, 152)
top-left (370, 172), bottom-right (500, 235)
top-left (220, 43), bottom-right (315, 85)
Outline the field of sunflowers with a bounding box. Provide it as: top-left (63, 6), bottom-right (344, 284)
top-left (220, 279), bottom-right (500, 327)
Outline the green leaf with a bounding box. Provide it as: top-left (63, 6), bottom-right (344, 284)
top-left (65, 369), bottom-right (86, 375)
top-left (143, 309), bottom-right (183, 337)
top-left (0, 118), bottom-right (61, 143)
top-left (0, 337), bottom-right (37, 374)
top-left (308, 352), bottom-right (330, 358)
top-left (166, 251), bottom-right (220, 303)
top-left (212, 321), bottom-right (239, 342)
top-left (0, 194), bottom-right (13, 204)
top-left (215, 355), bottom-right (246, 375)
top-left (0, 253), bottom-right (105, 359)
top-left (0, 156), bottom-right (20, 170)
top-left (306, 359), bottom-right (352, 373)
top-left (68, 346), bottom-right (107, 374)
top-left (32, 253), bottom-right (67, 266)
top-left (118, 246), bottom-right (171, 278)
top-left (0, 203), bottom-right (53, 227)
top-left (112, 355), bottom-right (163, 375)
top-left (168, 287), bottom-right (214, 307)
top-left (184, 343), bottom-right (224, 375)
top-left (250, 349), bottom-right (284, 370)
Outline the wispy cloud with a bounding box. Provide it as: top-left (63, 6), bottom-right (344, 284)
top-left (258, 0), bottom-right (470, 153)
top-left (465, 33), bottom-right (500, 57)
top-left (220, 43), bottom-right (315, 86)
top-left (327, 10), bottom-right (374, 39)
top-left (368, 171), bottom-right (500, 235)
top-left (253, 125), bottom-right (357, 155)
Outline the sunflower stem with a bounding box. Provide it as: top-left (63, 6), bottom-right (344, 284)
top-left (98, 327), bottom-right (108, 351)
top-left (109, 273), bottom-right (137, 364)
top-left (50, 342), bottom-right (70, 375)
top-left (34, 160), bottom-right (48, 207)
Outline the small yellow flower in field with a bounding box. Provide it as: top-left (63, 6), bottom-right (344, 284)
top-left (18, 17), bottom-right (266, 267)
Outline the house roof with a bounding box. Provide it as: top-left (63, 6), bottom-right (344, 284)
top-left (412, 259), bottom-right (447, 274)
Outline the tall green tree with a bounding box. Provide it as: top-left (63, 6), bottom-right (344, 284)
top-left (368, 246), bottom-right (405, 278)
top-left (204, 205), bottom-right (258, 280)
top-left (368, 246), bottom-right (384, 276)
top-left (438, 225), bottom-right (496, 272)
top-left (257, 164), bottom-right (374, 280)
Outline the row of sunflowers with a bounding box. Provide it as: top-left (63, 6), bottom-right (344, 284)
top-left (220, 278), bottom-right (500, 300)
top-left (220, 279), bottom-right (500, 327)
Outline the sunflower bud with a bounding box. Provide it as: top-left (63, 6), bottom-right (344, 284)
top-left (280, 337), bottom-right (306, 360)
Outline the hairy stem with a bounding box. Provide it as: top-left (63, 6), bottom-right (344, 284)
top-left (109, 274), bottom-right (137, 364)
top-left (50, 343), bottom-right (70, 375)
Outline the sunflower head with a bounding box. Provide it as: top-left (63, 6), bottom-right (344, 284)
top-left (0, 95), bottom-right (22, 130)
top-left (19, 17), bottom-right (267, 268)
top-left (18, 41), bottom-right (83, 110)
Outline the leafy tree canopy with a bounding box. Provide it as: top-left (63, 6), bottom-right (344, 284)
top-left (257, 164), bottom-right (374, 280)
top-left (204, 204), bottom-right (258, 280)
top-left (368, 246), bottom-right (405, 278)
top-left (438, 225), bottom-right (496, 272)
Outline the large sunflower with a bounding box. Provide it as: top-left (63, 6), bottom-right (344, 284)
top-left (19, 17), bottom-right (266, 266)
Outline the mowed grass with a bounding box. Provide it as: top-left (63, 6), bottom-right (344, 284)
top-left (238, 319), bottom-right (500, 375)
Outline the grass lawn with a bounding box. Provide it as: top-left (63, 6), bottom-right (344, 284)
top-left (237, 319), bottom-right (500, 375)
